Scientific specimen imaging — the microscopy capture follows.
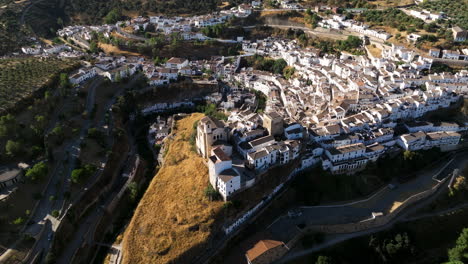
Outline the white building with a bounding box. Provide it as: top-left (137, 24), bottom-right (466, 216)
top-left (207, 147), bottom-right (241, 201)
top-left (69, 67), bottom-right (97, 85)
top-left (165, 57), bottom-right (189, 69)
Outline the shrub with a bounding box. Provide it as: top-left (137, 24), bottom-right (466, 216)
top-left (205, 184), bottom-right (221, 201)
top-left (12, 217), bottom-right (25, 225)
top-left (51, 210), bottom-right (60, 218)
top-left (25, 162), bottom-right (48, 181)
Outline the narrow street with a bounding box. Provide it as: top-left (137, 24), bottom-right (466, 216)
top-left (54, 75), bottom-right (143, 264)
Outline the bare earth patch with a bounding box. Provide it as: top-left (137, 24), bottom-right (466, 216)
top-left (389, 201), bottom-right (403, 213)
top-left (98, 43), bottom-right (142, 57)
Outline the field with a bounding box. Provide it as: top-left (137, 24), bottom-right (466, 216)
top-left (0, 57), bottom-right (78, 113)
top-left (121, 113), bottom-right (225, 264)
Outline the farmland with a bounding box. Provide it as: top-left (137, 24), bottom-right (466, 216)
top-left (0, 57), bottom-right (78, 113)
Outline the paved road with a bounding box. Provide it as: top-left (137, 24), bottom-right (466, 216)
top-left (22, 77), bottom-right (104, 263)
top-left (268, 153), bottom-right (466, 241)
top-left (116, 26), bottom-right (146, 41)
top-left (272, 152), bottom-right (468, 264)
top-left (222, 151), bottom-right (467, 264)
top-left (55, 75), bottom-right (142, 264)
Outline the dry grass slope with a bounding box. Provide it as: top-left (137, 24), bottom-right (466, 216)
top-left (121, 113), bottom-right (224, 264)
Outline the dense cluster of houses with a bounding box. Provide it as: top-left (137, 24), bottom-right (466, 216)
top-left (142, 55), bottom-right (241, 86)
top-left (318, 15), bottom-right (392, 40)
top-left (118, 4), bottom-right (254, 37)
top-left (207, 37), bottom-right (466, 180)
top-left (21, 43), bottom-right (85, 58)
top-left (148, 116), bottom-right (173, 145)
top-left (195, 108), bottom-right (305, 201)
top-left (69, 54), bottom-right (141, 84)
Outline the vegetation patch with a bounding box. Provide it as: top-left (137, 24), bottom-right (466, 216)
top-left (420, 0), bottom-right (468, 29)
top-left (357, 8), bottom-right (425, 33)
top-left (0, 57), bottom-right (78, 113)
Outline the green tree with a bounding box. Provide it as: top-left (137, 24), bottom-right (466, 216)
top-left (51, 124), bottom-right (65, 144)
top-left (25, 162), bottom-right (48, 181)
top-left (35, 115), bottom-right (47, 131)
top-left (104, 9), bottom-right (122, 24)
top-left (0, 114), bottom-right (17, 138)
top-left (316, 256), bottom-right (332, 264)
top-left (59, 73), bottom-right (69, 88)
top-left (128, 181), bottom-right (139, 201)
top-left (205, 184), bottom-right (221, 201)
top-left (12, 217), bottom-right (25, 225)
top-left (87, 127), bottom-right (105, 141)
top-left (51, 210), bottom-right (60, 218)
top-left (448, 228), bottom-right (468, 263)
top-left (272, 59), bottom-right (287, 74)
top-left (57, 17), bottom-right (64, 27)
top-left (283, 66), bottom-right (295, 79)
top-left (71, 168), bottom-right (85, 184)
top-left (5, 140), bottom-right (23, 157)
top-left (71, 164), bottom-right (96, 184)
top-left (89, 41), bottom-right (99, 53)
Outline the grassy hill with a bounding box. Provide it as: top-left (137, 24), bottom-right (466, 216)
top-left (121, 113), bottom-right (225, 264)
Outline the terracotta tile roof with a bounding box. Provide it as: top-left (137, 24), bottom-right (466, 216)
top-left (246, 240), bottom-right (285, 262)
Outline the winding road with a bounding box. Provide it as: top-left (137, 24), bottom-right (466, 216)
top-left (273, 151), bottom-right (468, 264)
top-left (22, 76), bottom-right (104, 263)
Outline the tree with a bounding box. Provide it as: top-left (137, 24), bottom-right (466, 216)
top-left (316, 256), bottom-right (332, 264)
top-left (128, 182), bottom-right (139, 201)
top-left (12, 217), bottom-right (25, 225)
top-left (115, 71), bottom-right (122, 83)
top-left (71, 164), bottom-right (96, 184)
top-left (51, 124), bottom-right (65, 144)
top-left (272, 59), bottom-right (287, 74)
top-left (448, 228), bottom-right (468, 263)
top-left (87, 127), bottom-right (105, 141)
top-left (25, 162), bottom-right (48, 181)
top-left (205, 184), bottom-right (221, 201)
top-left (0, 114), bottom-right (17, 138)
top-left (59, 73), bottom-right (69, 88)
top-left (51, 210), bottom-right (60, 218)
top-left (35, 115), bottom-right (46, 132)
top-left (5, 140), bottom-right (23, 157)
top-left (71, 168), bottom-right (85, 184)
top-left (89, 41), bottom-right (99, 53)
top-left (104, 8), bottom-right (122, 24)
top-left (283, 66), bottom-right (295, 79)
top-left (57, 17), bottom-right (64, 27)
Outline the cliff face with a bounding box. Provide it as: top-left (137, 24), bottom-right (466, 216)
top-left (121, 113), bottom-right (224, 264)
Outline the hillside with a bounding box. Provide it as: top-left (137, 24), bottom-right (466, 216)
top-left (0, 57), bottom-right (78, 113)
top-left (0, 0), bottom-right (242, 54)
top-left (121, 113), bottom-right (225, 264)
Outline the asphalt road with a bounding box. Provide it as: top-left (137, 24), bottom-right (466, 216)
top-left (116, 26), bottom-right (146, 41)
top-left (55, 75), bottom-right (142, 264)
top-left (23, 77), bottom-right (104, 263)
top-left (273, 151), bottom-right (468, 264)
